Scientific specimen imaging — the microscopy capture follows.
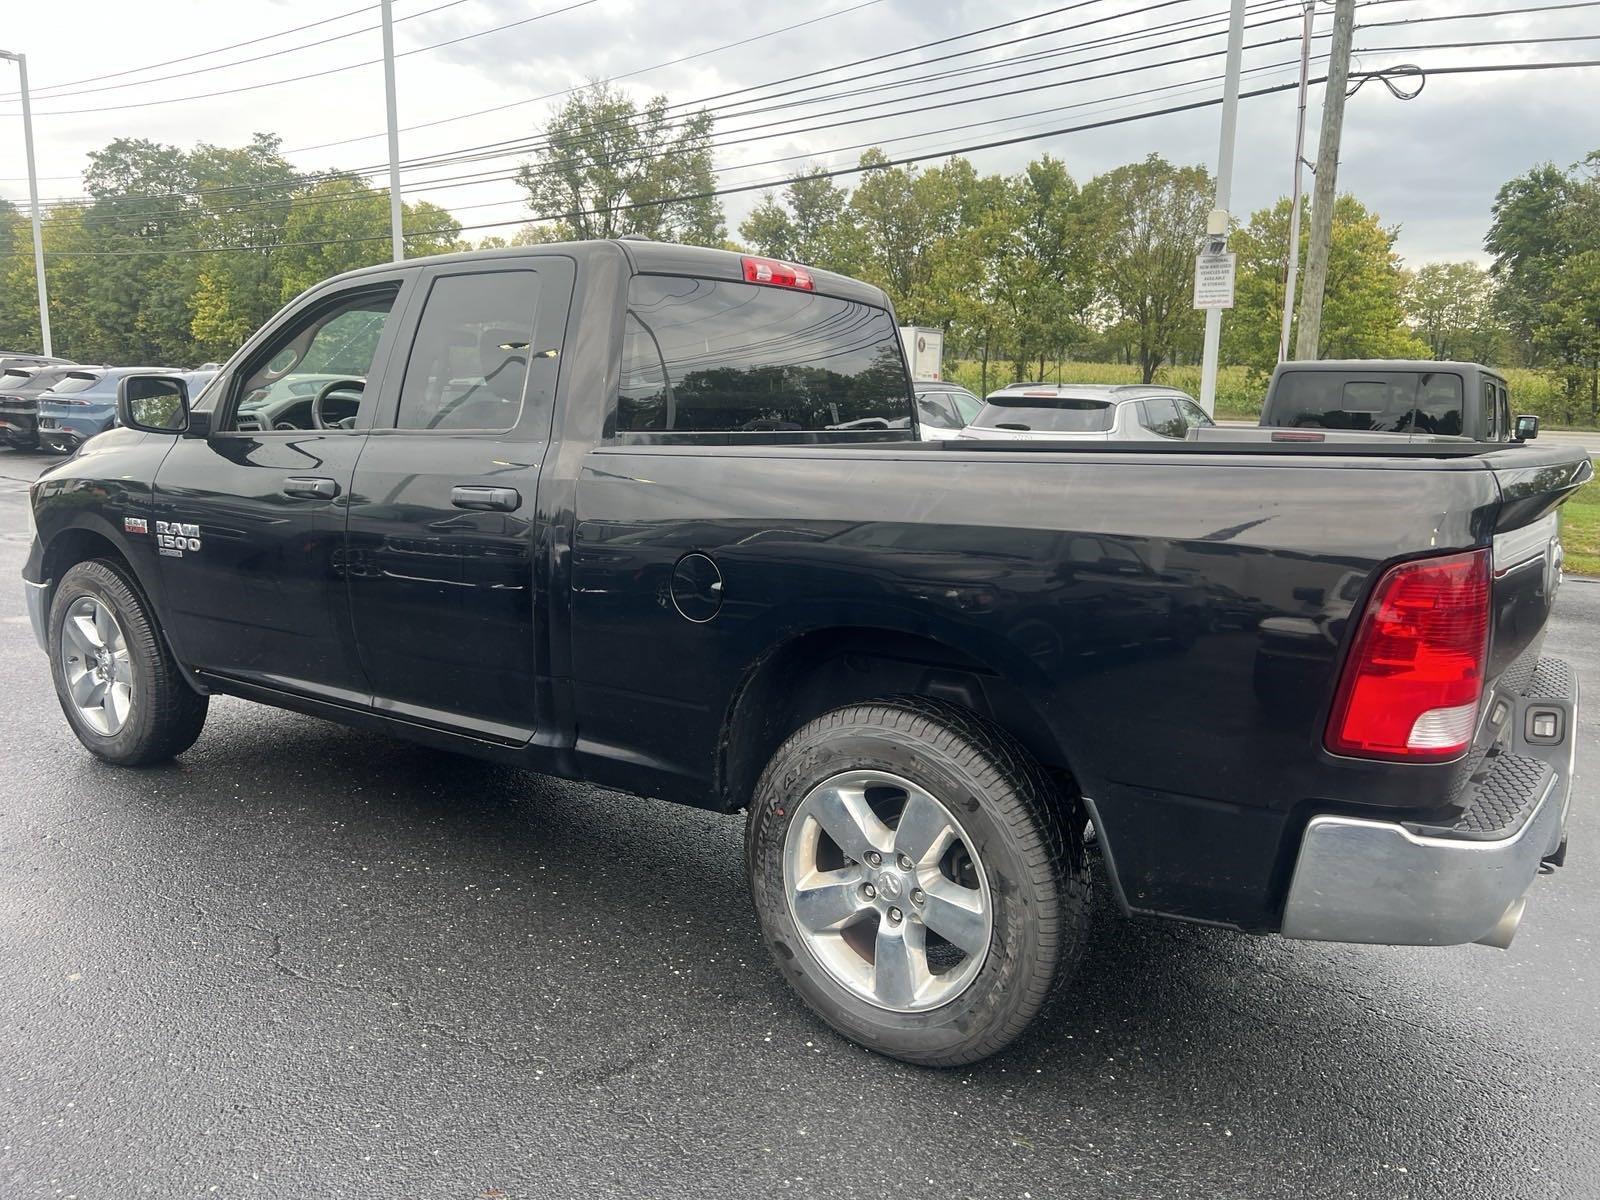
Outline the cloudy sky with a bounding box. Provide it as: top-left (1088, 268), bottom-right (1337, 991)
top-left (1, 0), bottom-right (1596, 264)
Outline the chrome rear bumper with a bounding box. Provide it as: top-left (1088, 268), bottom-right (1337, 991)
top-left (1282, 658), bottom-right (1577, 948)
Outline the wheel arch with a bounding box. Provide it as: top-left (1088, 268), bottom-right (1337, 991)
top-left (717, 625), bottom-right (1078, 813)
top-left (38, 521), bottom-right (203, 695)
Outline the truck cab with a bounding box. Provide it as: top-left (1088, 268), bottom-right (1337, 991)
top-left (1259, 359), bottom-right (1520, 442)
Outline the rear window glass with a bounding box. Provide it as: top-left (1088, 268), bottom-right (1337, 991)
top-left (615, 275), bottom-right (912, 436)
top-left (1266, 370), bottom-right (1464, 435)
top-left (972, 395), bottom-right (1113, 433)
top-left (46, 374), bottom-right (103, 396)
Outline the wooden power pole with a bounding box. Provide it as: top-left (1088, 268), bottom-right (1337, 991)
top-left (1293, 0), bottom-right (1356, 361)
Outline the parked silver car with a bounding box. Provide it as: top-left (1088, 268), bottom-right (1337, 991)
top-left (959, 383), bottom-right (1213, 441)
top-left (913, 382), bottom-right (983, 441)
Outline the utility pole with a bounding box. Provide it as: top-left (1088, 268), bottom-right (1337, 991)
top-left (380, 0), bottom-right (405, 261)
top-left (0, 49), bottom-right (53, 357)
top-left (1278, 0), bottom-right (1315, 362)
top-left (1293, 0), bottom-right (1355, 361)
top-left (1197, 0), bottom-right (1247, 415)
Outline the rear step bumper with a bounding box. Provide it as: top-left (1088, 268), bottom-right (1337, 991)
top-left (1281, 657), bottom-right (1578, 948)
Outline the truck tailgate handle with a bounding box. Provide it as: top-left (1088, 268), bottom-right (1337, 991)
top-left (451, 485), bottom-right (521, 512)
top-left (282, 476), bottom-right (339, 499)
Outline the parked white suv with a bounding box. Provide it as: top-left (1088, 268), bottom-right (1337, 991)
top-left (960, 383), bottom-right (1212, 441)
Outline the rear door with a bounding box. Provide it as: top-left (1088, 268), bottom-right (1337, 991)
top-left (343, 255), bottom-right (574, 741)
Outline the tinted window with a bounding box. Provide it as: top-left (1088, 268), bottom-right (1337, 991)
top-left (915, 391), bottom-right (963, 429)
top-left (972, 395), bottom-right (1113, 433)
top-left (1266, 370), bottom-right (1463, 433)
top-left (233, 288), bottom-right (398, 432)
top-left (948, 388), bottom-right (981, 423)
top-left (396, 271), bottom-right (540, 431)
top-left (1496, 382), bottom-right (1511, 443)
top-left (1141, 395), bottom-right (1186, 438)
top-left (1175, 396), bottom-right (1213, 429)
top-left (616, 275), bottom-right (911, 435)
top-left (46, 374), bottom-right (102, 396)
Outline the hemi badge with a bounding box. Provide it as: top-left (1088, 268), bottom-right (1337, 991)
top-left (124, 517), bottom-right (148, 535)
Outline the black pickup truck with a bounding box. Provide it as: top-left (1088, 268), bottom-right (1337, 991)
top-left (21, 241), bottom-right (1592, 1066)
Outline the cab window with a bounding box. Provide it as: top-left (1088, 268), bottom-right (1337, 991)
top-left (229, 287), bottom-right (399, 433)
top-left (1141, 395), bottom-right (1186, 439)
top-left (615, 275), bottom-right (912, 438)
top-left (395, 270), bottom-right (542, 432)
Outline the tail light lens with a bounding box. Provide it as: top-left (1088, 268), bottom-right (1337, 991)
top-left (1325, 549), bottom-right (1491, 762)
top-left (741, 255), bottom-right (814, 290)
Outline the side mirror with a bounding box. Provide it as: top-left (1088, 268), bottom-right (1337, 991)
top-left (1514, 414), bottom-right (1540, 441)
top-left (117, 374), bottom-right (189, 434)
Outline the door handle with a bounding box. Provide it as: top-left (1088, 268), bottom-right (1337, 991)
top-left (282, 476), bottom-right (340, 499)
top-left (451, 485), bottom-right (521, 512)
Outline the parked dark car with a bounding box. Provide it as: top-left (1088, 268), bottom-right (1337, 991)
top-left (0, 365), bottom-right (105, 450)
top-left (21, 240), bottom-right (1591, 1066)
top-left (36, 367), bottom-right (174, 454)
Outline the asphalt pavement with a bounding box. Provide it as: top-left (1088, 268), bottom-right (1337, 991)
top-left (2, 449), bottom-right (1598, 1200)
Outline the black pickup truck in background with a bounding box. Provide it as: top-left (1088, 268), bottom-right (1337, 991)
top-left (21, 241), bottom-right (1593, 1065)
top-left (1247, 358), bottom-right (1535, 442)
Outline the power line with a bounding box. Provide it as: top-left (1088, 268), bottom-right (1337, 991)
top-left (19, 56), bottom-right (1596, 260)
top-left (0, 1), bottom-right (384, 99)
top-left (4, 0), bottom-right (478, 103)
top-left (23, 0), bottom-right (1292, 211)
top-left (1358, 0), bottom-right (1600, 30)
top-left (6, 0), bottom-right (603, 116)
top-left (26, 5), bottom-right (1311, 230)
top-left (32, 49), bottom-right (1319, 238)
top-left (284, 0), bottom-right (891, 155)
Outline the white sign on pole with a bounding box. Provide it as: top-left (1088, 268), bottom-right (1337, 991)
top-left (1193, 251), bottom-right (1237, 310)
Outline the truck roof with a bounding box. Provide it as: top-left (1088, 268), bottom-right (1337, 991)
top-left (1273, 358), bottom-right (1501, 377)
top-left (986, 383), bottom-right (1194, 401)
top-left (305, 238), bottom-right (894, 311)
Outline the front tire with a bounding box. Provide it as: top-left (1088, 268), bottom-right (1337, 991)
top-left (746, 698), bottom-right (1090, 1066)
top-left (48, 559), bottom-right (208, 765)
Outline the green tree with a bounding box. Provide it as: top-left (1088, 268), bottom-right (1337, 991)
top-left (516, 82), bottom-right (723, 245)
top-left (276, 177), bottom-right (459, 301)
top-left (1225, 195), bottom-right (1426, 375)
top-left (1402, 261), bottom-right (1504, 362)
top-left (740, 168), bottom-right (863, 270)
top-left (1486, 162), bottom-right (1576, 365)
top-left (1081, 154), bottom-right (1210, 382)
top-left (1538, 249), bottom-right (1600, 421)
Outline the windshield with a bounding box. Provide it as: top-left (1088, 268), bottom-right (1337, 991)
top-left (972, 395), bottom-right (1114, 433)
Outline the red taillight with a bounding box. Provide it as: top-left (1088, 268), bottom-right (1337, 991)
top-left (1325, 549), bottom-right (1491, 762)
top-left (1271, 429), bottom-right (1325, 441)
top-left (741, 255), bottom-right (814, 290)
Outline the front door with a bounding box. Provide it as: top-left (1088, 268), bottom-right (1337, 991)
top-left (344, 256), bottom-right (573, 741)
top-left (151, 276), bottom-right (411, 704)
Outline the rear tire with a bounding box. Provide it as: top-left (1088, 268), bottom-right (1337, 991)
top-left (48, 559), bottom-right (208, 765)
top-left (746, 697), bottom-right (1090, 1066)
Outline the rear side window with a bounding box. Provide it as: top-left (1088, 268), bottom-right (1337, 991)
top-left (1141, 395), bottom-right (1186, 438)
top-left (615, 275), bottom-right (911, 436)
top-left (972, 395), bottom-right (1113, 433)
top-left (915, 391), bottom-right (963, 429)
top-left (396, 270), bottom-right (541, 432)
top-left (1267, 370), bottom-right (1463, 434)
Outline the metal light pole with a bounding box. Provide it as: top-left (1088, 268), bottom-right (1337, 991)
top-left (1278, 0), bottom-right (1315, 362)
top-left (0, 49), bottom-right (53, 357)
top-left (379, 0), bottom-right (405, 261)
top-left (1197, 0), bottom-right (1247, 415)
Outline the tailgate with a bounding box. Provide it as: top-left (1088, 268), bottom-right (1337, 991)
top-left (1485, 446), bottom-right (1593, 683)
